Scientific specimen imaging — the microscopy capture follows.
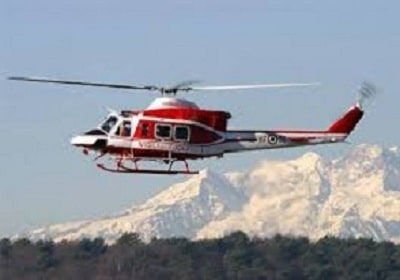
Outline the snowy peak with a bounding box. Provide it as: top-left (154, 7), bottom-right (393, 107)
top-left (338, 143), bottom-right (400, 167)
top-left (389, 146), bottom-right (399, 154)
top-left (133, 169), bottom-right (245, 211)
top-left (331, 144), bottom-right (400, 192)
top-left (349, 144), bottom-right (384, 159)
top-left (296, 152), bottom-right (323, 167)
top-left (229, 151), bottom-right (327, 198)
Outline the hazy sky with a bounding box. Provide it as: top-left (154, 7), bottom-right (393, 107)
top-left (1, 0), bottom-right (399, 237)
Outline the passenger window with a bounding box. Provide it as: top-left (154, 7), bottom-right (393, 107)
top-left (174, 126), bottom-right (190, 141)
top-left (155, 124), bottom-right (171, 139)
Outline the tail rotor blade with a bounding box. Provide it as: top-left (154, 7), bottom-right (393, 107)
top-left (357, 81), bottom-right (377, 107)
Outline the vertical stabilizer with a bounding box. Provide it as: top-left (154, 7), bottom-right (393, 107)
top-left (327, 105), bottom-right (364, 134)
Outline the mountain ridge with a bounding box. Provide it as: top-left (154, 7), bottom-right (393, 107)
top-left (18, 144), bottom-right (400, 244)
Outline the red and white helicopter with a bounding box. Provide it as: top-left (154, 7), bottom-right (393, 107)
top-left (9, 76), bottom-right (375, 175)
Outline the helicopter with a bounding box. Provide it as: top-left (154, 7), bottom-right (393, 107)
top-left (8, 76), bottom-right (374, 175)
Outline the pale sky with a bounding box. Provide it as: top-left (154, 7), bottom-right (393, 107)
top-left (1, 0), bottom-right (399, 237)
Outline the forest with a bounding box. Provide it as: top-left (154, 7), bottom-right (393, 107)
top-left (1, 232), bottom-right (400, 280)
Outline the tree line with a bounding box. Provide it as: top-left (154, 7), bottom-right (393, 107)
top-left (1, 232), bottom-right (400, 279)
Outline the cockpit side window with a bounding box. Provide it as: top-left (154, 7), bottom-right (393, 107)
top-left (101, 116), bottom-right (118, 133)
top-left (121, 121), bottom-right (131, 137)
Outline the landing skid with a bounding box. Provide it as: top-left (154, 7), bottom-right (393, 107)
top-left (96, 163), bottom-right (199, 175)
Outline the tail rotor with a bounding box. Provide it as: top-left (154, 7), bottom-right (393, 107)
top-left (357, 81), bottom-right (377, 108)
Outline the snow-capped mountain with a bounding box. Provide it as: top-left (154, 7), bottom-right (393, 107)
top-left (21, 144), bottom-right (400, 243)
top-left (198, 144), bottom-right (400, 242)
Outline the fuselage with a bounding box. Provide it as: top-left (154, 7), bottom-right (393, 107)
top-left (71, 97), bottom-right (363, 162)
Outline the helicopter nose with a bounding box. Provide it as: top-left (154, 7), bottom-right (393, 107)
top-left (70, 135), bottom-right (107, 149)
top-left (71, 135), bottom-right (97, 146)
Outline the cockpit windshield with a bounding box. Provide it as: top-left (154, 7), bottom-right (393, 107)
top-left (100, 116), bottom-right (118, 133)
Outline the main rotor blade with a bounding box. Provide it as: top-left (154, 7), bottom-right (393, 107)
top-left (189, 82), bottom-right (320, 91)
top-left (8, 76), bottom-right (320, 95)
top-left (8, 76), bottom-right (158, 91)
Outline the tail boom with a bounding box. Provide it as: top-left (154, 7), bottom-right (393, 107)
top-left (221, 104), bottom-right (364, 153)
